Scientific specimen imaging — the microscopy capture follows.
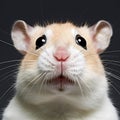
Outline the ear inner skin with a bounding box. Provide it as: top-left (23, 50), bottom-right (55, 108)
top-left (90, 20), bottom-right (113, 54)
top-left (14, 22), bottom-right (30, 46)
top-left (11, 20), bottom-right (33, 54)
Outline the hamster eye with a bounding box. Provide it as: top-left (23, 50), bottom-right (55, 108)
top-left (36, 35), bottom-right (47, 49)
top-left (75, 34), bottom-right (87, 50)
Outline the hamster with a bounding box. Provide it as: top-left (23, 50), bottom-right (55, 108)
top-left (2, 20), bottom-right (119, 120)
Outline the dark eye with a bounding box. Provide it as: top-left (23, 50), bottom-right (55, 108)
top-left (75, 34), bottom-right (87, 50)
top-left (36, 35), bottom-right (47, 49)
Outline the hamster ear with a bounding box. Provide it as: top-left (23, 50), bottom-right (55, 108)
top-left (90, 20), bottom-right (113, 54)
top-left (11, 20), bottom-right (33, 54)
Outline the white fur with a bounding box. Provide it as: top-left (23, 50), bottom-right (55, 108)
top-left (2, 20), bottom-right (119, 120)
top-left (2, 94), bottom-right (118, 120)
top-left (71, 28), bottom-right (78, 37)
top-left (2, 45), bottom-right (119, 120)
top-left (45, 29), bottom-right (53, 38)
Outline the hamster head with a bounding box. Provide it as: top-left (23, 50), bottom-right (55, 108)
top-left (11, 20), bottom-right (112, 105)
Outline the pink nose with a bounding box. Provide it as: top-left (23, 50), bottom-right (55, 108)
top-left (54, 47), bottom-right (70, 61)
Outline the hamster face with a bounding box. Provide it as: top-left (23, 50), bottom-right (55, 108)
top-left (11, 20), bottom-right (112, 104)
top-left (18, 24), bottom-right (102, 91)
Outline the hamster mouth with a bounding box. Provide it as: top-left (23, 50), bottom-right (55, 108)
top-left (48, 75), bottom-right (75, 91)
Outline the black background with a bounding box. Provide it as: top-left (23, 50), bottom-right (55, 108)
top-left (0, 0), bottom-right (120, 119)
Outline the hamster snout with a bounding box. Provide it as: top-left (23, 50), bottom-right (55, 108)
top-left (53, 47), bottom-right (70, 61)
top-left (37, 45), bottom-right (86, 91)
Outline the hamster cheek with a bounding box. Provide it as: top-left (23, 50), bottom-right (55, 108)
top-left (79, 51), bottom-right (107, 95)
top-left (15, 53), bottom-right (40, 91)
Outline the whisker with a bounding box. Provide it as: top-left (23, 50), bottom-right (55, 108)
top-left (21, 72), bottom-right (47, 94)
top-left (40, 55), bottom-right (55, 67)
top-left (0, 39), bottom-right (14, 47)
top-left (0, 61), bottom-right (38, 71)
top-left (0, 39), bottom-right (38, 57)
top-left (42, 73), bottom-right (50, 94)
top-left (0, 64), bottom-right (19, 71)
top-left (102, 50), bottom-right (120, 54)
top-left (102, 60), bottom-right (120, 64)
top-left (0, 59), bottom-right (36, 65)
top-left (0, 84), bottom-right (15, 101)
top-left (84, 50), bottom-right (120, 60)
top-left (31, 72), bottom-right (45, 88)
top-left (26, 74), bottom-right (44, 94)
top-left (109, 82), bottom-right (120, 95)
top-left (103, 62), bottom-right (120, 67)
top-left (106, 72), bottom-right (120, 81)
top-left (0, 60), bottom-right (21, 64)
top-left (100, 54), bottom-right (119, 58)
top-left (80, 79), bottom-right (91, 93)
top-left (39, 72), bottom-right (48, 93)
top-left (105, 67), bottom-right (120, 75)
top-left (0, 69), bottom-right (18, 82)
top-left (76, 76), bottom-right (84, 96)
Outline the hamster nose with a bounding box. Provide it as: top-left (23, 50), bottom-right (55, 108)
top-left (54, 47), bottom-right (70, 61)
